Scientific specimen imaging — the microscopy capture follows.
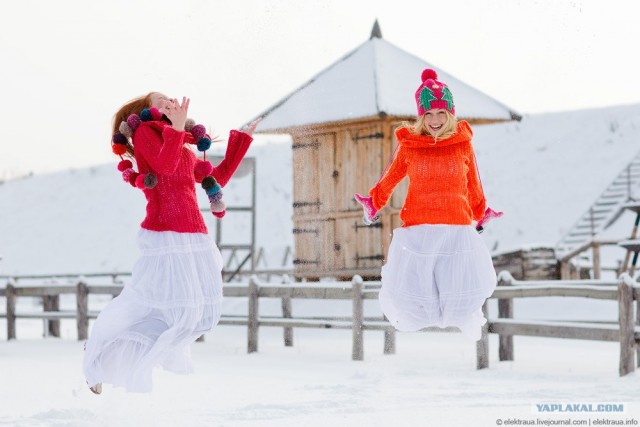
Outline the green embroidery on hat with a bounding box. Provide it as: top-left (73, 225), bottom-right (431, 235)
top-left (419, 87), bottom-right (437, 110)
top-left (441, 87), bottom-right (454, 111)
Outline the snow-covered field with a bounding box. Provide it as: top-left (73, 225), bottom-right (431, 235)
top-left (1, 320), bottom-right (639, 427)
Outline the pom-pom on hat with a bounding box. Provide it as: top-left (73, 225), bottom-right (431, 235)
top-left (415, 69), bottom-right (455, 117)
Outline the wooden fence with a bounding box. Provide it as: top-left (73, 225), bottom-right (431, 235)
top-left (0, 275), bottom-right (397, 360)
top-left (223, 275), bottom-right (397, 360)
top-left (1, 272), bottom-right (639, 374)
top-left (478, 271), bottom-right (640, 376)
top-left (0, 278), bottom-right (121, 340)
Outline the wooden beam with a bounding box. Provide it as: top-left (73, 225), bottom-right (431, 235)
top-left (489, 320), bottom-right (620, 341)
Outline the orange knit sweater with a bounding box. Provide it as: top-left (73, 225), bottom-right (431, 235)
top-left (369, 120), bottom-right (486, 227)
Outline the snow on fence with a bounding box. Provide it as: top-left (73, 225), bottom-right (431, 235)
top-left (1, 272), bottom-right (639, 375)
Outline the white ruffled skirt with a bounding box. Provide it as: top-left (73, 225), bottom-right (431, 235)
top-left (379, 225), bottom-right (496, 341)
top-left (83, 229), bottom-right (223, 393)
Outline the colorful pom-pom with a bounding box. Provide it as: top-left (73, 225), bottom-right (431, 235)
top-left (212, 210), bottom-right (226, 218)
top-left (143, 173), bottom-right (157, 189)
top-left (112, 144), bottom-right (127, 155)
top-left (112, 133), bottom-right (127, 145)
top-left (122, 168), bottom-right (135, 182)
top-left (129, 172), bottom-right (139, 186)
top-left (191, 124), bottom-right (206, 140)
top-left (140, 108), bottom-right (152, 121)
top-left (127, 114), bottom-right (141, 131)
top-left (185, 118), bottom-right (195, 132)
top-left (201, 175), bottom-right (217, 189)
top-left (117, 159), bottom-right (133, 171)
top-left (208, 191), bottom-right (223, 203)
top-left (206, 183), bottom-right (222, 196)
top-left (210, 200), bottom-right (226, 212)
top-left (421, 68), bottom-right (438, 82)
top-left (149, 107), bottom-right (162, 121)
top-left (197, 137), bottom-right (212, 152)
top-left (135, 174), bottom-right (146, 189)
top-left (195, 160), bottom-right (213, 177)
top-left (119, 121), bottom-right (133, 138)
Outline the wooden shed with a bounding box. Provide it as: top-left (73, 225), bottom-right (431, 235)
top-left (248, 23), bottom-right (520, 279)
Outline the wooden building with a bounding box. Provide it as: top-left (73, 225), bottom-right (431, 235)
top-left (248, 23), bottom-right (520, 278)
top-left (492, 246), bottom-right (560, 281)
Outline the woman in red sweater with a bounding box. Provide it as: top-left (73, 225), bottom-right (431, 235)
top-left (355, 69), bottom-right (499, 341)
top-left (83, 93), bottom-right (254, 393)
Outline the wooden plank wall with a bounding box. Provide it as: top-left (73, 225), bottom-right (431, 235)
top-left (291, 119), bottom-right (404, 277)
top-left (492, 247), bottom-right (560, 280)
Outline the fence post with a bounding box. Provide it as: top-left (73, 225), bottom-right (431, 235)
top-left (248, 275), bottom-right (259, 353)
top-left (476, 300), bottom-right (490, 369)
top-left (76, 281), bottom-right (89, 341)
top-left (592, 242), bottom-right (601, 280)
top-left (618, 274), bottom-right (635, 376)
top-left (43, 295), bottom-right (61, 337)
top-left (352, 275), bottom-right (364, 361)
top-left (6, 282), bottom-right (16, 340)
top-left (383, 319), bottom-right (396, 355)
top-left (281, 275), bottom-right (293, 347)
top-left (498, 272), bottom-right (514, 361)
top-left (560, 260), bottom-right (571, 280)
top-left (637, 287), bottom-right (640, 368)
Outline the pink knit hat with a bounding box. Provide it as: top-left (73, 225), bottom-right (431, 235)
top-left (415, 69), bottom-right (455, 117)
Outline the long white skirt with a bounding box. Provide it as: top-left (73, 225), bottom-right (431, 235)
top-left (379, 224), bottom-right (496, 341)
top-left (83, 229), bottom-right (224, 393)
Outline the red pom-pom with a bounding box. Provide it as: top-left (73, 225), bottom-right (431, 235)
top-left (212, 210), bottom-right (226, 218)
top-left (112, 144), bottom-right (127, 155)
top-left (122, 168), bottom-right (134, 182)
top-left (191, 124), bottom-right (206, 140)
top-left (127, 114), bottom-right (141, 131)
top-left (194, 160), bottom-right (213, 177)
top-left (149, 107), bottom-right (162, 121)
top-left (421, 68), bottom-right (438, 82)
top-left (135, 174), bottom-right (146, 189)
top-left (129, 172), bottom-right (139, 186)
top-left (117, 159), bottom-right (133, 171)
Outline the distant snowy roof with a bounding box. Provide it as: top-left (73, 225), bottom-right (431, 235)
top-left (474, 103), bottom-right (640, 258)
top-left (252, 36), bottom-right (520, 133)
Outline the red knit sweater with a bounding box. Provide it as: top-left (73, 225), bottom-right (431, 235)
top-left (369, 120), bottom-right (486, 227)
top-left (133, 121), bottom-right (252, 233)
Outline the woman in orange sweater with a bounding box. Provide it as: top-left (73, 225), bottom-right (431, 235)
top-left (355, 69), bottom-right (500, 341)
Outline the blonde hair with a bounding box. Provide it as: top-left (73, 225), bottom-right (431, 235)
top-left (400, 110), bottom-right (458, 142)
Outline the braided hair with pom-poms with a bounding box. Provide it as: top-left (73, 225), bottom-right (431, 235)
top-left (110, 107), bottom-right (227, 217)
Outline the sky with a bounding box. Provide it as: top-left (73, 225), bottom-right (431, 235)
top-left (1, 0), bottom-right (639, 178)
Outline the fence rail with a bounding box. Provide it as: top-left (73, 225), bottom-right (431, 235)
top-left (478, 271), bottom-right (640, 376)
top-left (1, 271), bottom-right (639, 375)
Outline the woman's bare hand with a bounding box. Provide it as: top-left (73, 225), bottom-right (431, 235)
top-left (162, 97), bottom-right (190, 132)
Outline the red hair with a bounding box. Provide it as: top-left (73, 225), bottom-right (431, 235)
top-left (111, 93), bottom-right (153, 157)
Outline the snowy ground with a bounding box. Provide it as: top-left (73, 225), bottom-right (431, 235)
top-left (1, 319), bottom-right (639, 427)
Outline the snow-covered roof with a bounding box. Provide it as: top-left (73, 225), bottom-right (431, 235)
top-left (251, 36), bottom-right (520, 133)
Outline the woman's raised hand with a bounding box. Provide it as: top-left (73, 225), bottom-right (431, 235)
top-left (240, 118), bottom-right (262, 137)
top-left (162, 97), bottom-right (190, 132)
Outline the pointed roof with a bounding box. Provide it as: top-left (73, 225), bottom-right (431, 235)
top-left (370, 19), bottom-right (382, 39)
top-left (251, 34), bottom-right (520, 133)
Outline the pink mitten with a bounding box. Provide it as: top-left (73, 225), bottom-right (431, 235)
top-left (354, 193), bottom-right (380, 225)
top-left (476, 207), bottom-right (503, 233)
